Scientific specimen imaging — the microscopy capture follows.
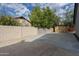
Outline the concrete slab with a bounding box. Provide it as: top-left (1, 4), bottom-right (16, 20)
top-left (34, 33), bottom-right (79, 52)
top-left (0, 33), bottom-right (79, 56)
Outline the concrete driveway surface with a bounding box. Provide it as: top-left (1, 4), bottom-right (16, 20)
top-left (0, 33), bottom-right (79, 56)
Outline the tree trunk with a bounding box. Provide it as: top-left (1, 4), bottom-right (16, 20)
top-left (53, 27), bottom-right (55, 32)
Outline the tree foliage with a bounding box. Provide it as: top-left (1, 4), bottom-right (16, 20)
top-left (0, 16), bottom-right (21, 26)
top-left (30, 6), bottom-right (43, 28)
top-left (30, 6), bottom-right (59, 31)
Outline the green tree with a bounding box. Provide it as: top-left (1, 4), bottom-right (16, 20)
top-left (30, 6), bottom-right (59, 32)
top-left (30, 6), bottom-right (43, 28)
top-left (43, 7), bottom-right (59, 32)
top-left (0, 16), bottom-right (21, 26)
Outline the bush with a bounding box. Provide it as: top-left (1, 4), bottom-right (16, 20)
top-left (0, 16), bottom-right (21, 26)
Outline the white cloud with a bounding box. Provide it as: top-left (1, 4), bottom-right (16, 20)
top-left (31, 4), bottom-right (36, 7)
top-left (1, 3), bottom-right (30, 19)
top-left (31, 3), bottom-right (67, 10)
top-left (58, 3), bottom-right (68, 7)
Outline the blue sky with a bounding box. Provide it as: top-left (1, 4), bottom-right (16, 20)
top-left (0, 3), bottom-right (74, 20)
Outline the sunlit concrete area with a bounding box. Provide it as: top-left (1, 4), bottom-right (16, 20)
top-left (0, 33), bottom-right (79, 56)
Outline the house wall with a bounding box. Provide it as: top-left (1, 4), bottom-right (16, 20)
top-left (16, 19), bottom-right (31, 26)
top-left (75, 4), bottom-right (79, 37)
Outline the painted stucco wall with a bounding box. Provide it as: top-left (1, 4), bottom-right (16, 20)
top-left (75, 4), bottom-right (79, 37)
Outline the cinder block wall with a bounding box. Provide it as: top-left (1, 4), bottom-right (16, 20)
top-left (0, 26), bottom-right (37, 46)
